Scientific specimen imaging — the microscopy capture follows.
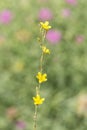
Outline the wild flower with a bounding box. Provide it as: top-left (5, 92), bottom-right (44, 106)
top-left (46, 29), bottom-right (62, 44)
top-left (38, 8), bottom-right (53, 21)
top-left (33, 94), bottom-right (45, 105)
top-left (61, 9), bottom-right (71, 18)
top-left (36, 72), bottom-right (47, 83)
top-left (42, 46), bottom-right (50, 54)
top-left (0, 9), bottom-right (13, 24)
top-left (40, 21), bottom-right (51, 30)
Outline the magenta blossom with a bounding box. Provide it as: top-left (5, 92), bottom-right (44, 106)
top-left (61, 9), bottom-right (71, 18)
top-left (76, 35), bottom-right (84, 44)
top-left (65, 0), bottom-right (77, 5)
top-left (16, 121), bottom-right (26, 130)
top-left (46, 29), bottom-right (62, 44)
top-left (38, 8), bottom-right (53, 21)
top-left (0, 9), bottom-right (13, 24)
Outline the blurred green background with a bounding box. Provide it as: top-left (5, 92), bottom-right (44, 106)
top-left (0, 0), bottom-right (87, 130)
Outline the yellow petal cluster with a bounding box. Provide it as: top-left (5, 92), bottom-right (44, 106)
top-left (40, 21), bottom-right (51, 30)
top-left (33, 94), bottom-right (45, 105)
top-left (36, 72), bottom-right (47, 83)
top-left (42, 46), bottom-right (50, 54)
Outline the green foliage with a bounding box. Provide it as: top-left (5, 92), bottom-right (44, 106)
top-left (0, 0), bottom-right (87, 130)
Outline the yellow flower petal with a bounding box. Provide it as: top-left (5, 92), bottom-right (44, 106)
top-left (33, 95), bottom-right (45, 105)
top-left (36, 72), bottom-right (47, 83)
top-left (40, 21), bottom-right (51, 30)
top-left (42, 46), bottom-right (50, 54)
top-left (45, 21), bottom-right (49, 26)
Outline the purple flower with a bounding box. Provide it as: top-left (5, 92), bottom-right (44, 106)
top-left (46, 29), bottom-right (62, 44)
top-left (76, 35), bottom-right (84, 44)
top-left (38, 8), bottom-right (53, 21)
top-left (0, 9), bottom-right (13, 24)
top-left (61, 9), bottom-right (71, 18)
top-left (65, 0), bottom-right (77, 5)
top-left (16, 121), bottom-right (26, 130)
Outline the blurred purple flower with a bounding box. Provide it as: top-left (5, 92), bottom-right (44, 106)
top-left (16, 121), bottom-right (26, 130)
top-left (76, 35), bottom-right (84, 44)
top-left (61, 9), bottom-right (71, 18)
top-left (65, 0), bottom-right (77, 5)
top-left (0, 9), bottom-right (13, 24)
top-left (46, 29), bottom-right (62, 44)
top-left (38, 8), bottom-right (53, 21)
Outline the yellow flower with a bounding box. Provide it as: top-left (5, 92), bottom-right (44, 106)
top-left (36, 72), bottom-right (47, 83)
top-left (33, 94), bottom-right (45, 105)
top-left (40, 21), bottom-right (51, 30)
top-left (42, 46), bottom-right (50, 54)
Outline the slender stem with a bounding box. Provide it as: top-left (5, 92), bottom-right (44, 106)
top-left (40, 51), bottom-right (44, 73)
top-left (33, 105), bottom-right (38, 130)
top-left (39, 83), bottom-right (40, 90)
top-left (39, 30), bottom-right (46, 73)
top-left (33, 28), bottom-right (46, 130)
top-left (36, 86), bottom-right (39, 95)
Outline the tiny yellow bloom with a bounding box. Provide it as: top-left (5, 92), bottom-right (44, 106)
top-left (42, 46), bottom-right (50, 54)
top-left (40, 21), bottom-right (51, 30)
top-left (36, 72), bottom-right (47, 83)
top-left (33, 94), bottom-right (45, 105)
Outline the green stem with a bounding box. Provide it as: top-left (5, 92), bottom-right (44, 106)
top-left (33, 105), bottom-right (38, 130)
top-left (40, 51), bottom-right (44, 73)
top-left (33, 28), bottom-right (46, 130)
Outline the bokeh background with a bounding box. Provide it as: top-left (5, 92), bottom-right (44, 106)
top-left (0, 0), bottom-right (87, 130)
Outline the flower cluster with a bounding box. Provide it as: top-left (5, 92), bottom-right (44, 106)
top-left (42, 46), bottom-right (50, 54)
